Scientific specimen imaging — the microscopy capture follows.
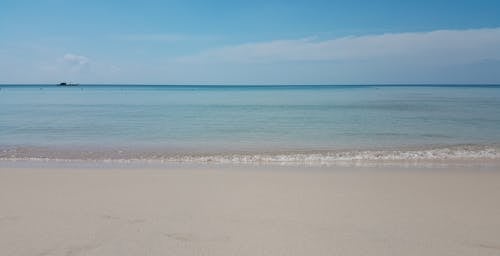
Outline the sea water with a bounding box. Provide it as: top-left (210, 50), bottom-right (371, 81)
top-left (1, 85), bottom-right (499, 164)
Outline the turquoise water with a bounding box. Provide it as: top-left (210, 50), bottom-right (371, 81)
top-left (1, 85), bottom-right (499, 163)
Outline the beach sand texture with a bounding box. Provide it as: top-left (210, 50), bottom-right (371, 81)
top-left (1, 165), bottom-right (500, 256)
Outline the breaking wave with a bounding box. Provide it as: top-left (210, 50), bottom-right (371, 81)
top-left (1, 144), bottom-right (499, 167)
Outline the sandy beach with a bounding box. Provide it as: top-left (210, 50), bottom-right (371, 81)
top-left (1, 164), bottom-right (499, 256)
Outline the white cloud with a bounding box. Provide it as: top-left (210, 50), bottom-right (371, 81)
top-left (2, 29), bottom-right (499, 84)
top-left (30, 53), bottom-right (93, 82)
top-left (178, 28), bottom-right (500, 65)
top-left (61, 53), bottom-right (90, 71)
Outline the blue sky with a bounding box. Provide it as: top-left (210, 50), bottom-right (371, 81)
top-left (1, 0), bottom-right (500, 84)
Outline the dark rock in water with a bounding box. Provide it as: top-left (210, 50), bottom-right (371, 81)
top-left (58, 82), bottom-right (78, 86)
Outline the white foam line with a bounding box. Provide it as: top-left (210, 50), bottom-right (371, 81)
top-left (1, 145), bottom-right (498, 167)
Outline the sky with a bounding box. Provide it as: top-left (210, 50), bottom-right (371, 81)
top-left (1, 0), bottom-right (500, 84)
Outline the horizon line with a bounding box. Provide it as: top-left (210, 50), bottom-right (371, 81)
top-left (1, 83), bottom-right (500, 87)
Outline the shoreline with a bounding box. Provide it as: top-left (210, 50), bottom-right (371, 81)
top-left (1, 144), bottom-right (499, 167)
top-left (2, 158), bottom-right (500, 170)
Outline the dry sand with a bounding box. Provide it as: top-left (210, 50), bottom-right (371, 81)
top-left (1, 164), bottom-right (500, 256)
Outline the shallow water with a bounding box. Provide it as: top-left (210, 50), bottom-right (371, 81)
top-left (1, 85), bottom-right (499, 163)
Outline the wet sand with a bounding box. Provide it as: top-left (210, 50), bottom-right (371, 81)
top-left (1, 164), bottom-right (500, 256)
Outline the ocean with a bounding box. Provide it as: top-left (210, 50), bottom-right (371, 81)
top-left (1, 85), bottom-right (499, 165)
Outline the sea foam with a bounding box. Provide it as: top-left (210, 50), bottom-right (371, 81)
top-left (1, 144), bottom-right (498, 167)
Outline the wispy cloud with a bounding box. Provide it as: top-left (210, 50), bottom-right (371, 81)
top-left (178, 28), bottom-right (500, 65)
top-left (2, 29), bottom-right (499, 84)
top-left (38, 53), bottom-right (91, 81)
top-left (61, 53), bottom-right (90, 71)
